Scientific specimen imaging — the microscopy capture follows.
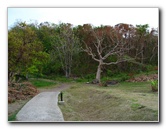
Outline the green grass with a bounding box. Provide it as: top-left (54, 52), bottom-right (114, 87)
top-left (59, 82), bottom-right (158, 121)
top-left (8, 112), bottom-right (17, 121)
top-left (131, 103), bottom-right (145, 110)
top-left (111, 81), bottom-right (152, 93)
top-left (29, 79), bottom-right (56, 88)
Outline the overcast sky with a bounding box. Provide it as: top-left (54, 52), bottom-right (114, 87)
top-left (8, 8), bottom-right (158, 29)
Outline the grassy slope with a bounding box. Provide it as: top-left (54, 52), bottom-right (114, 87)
top-left (59, 82), bottom-right (158, 121)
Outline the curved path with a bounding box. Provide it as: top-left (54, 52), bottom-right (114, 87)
top-left (16, 92), bottom-right (64, 122)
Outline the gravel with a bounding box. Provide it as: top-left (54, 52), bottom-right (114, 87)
top-left (16, 92), bottom-right (64, 122)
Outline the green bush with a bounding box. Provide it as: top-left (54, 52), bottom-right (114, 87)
top-left (106, 69), bottom-right (113, 77)
top-left (116, 73), bottom-right (130, 82)
top-left (151, 80), bottom-right (158, 92)
top-left (146, 65), bottom-right (155, 72)
top-left (84, 74), bottom-right (95, 81)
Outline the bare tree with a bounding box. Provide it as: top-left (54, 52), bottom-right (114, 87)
top-left (52, 23), bottom-right (80, 78)
top-left (83, 24), bottom-right (140, 83)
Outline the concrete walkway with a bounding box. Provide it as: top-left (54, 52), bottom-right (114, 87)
top-left (16, 92), bottom-right (64, 122)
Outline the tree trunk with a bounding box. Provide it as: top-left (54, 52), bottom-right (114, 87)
top-left (69, 66), bottom-right (71, 78)
top-left (65, 65), bottom-right (71, 78)
top-left (96, 63), bottom-right (102, 83)
top-left (65, 70), bottom-right (69, 78)
top-left (26, 73), bottom-right (29, 80)
top-left (141, 50), bottom-right (144, 64)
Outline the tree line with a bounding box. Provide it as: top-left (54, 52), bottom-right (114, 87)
top-left (8, 21), bottom-right (158, 82)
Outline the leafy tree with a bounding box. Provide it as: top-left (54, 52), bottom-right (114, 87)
top-left (8, 22), bottom-right (48, 82)
top-left (37, 22), bottom-right (57, 53)
top-left (135, 24), bottom-right (150, 64)
top-left (8, 21), bottom-right (158, 81)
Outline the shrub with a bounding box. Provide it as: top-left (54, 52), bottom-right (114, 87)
top-left (146, 65), bottom-right (155, 72)
top-left (84, 74), bottom-right (95, 82)
top-left (151, 80), bottom-right (158, 92)
top-left (116, 73), bottom-right (130, 82)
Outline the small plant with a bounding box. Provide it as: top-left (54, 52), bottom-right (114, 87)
top-left (151, 80), bottom-right (158, 92)
top-left (131, 103), bottom-right (145, 110)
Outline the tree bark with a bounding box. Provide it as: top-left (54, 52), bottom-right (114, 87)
top-left (65, 70), bottom-right (69, 78)
top-left (96, 61), bottom-right (103, 83)
top-left (69, 66), bottom-right (71, 78)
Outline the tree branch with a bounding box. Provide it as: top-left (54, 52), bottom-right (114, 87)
top-left (83, 43), bottom-right (100, 62)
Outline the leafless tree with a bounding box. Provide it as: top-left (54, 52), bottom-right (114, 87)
top-left (52, 23), bottom-right (80, 78)
top-left (83, 24), bottom-right (141, 83)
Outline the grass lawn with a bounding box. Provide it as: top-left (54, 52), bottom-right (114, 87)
top-left (59, 81), bottom-right (158, 121)
top-left (29, 79), bottom-right (57, 88)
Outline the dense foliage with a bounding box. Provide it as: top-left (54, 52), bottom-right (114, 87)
top-left (8, 21), bottom-right (158, 81)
